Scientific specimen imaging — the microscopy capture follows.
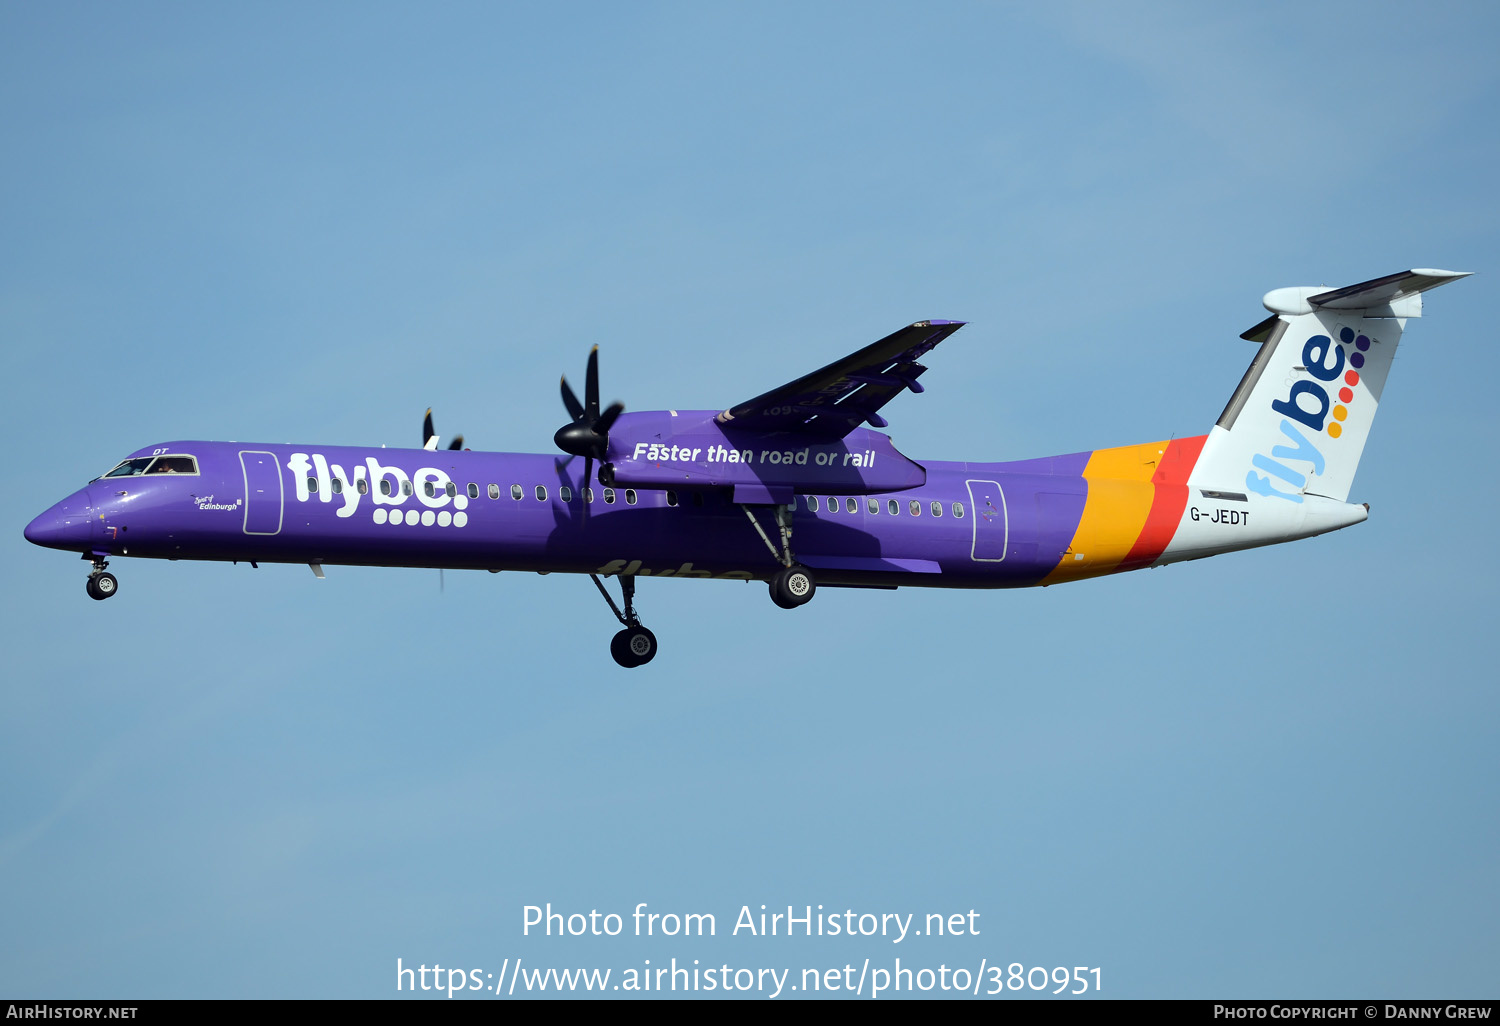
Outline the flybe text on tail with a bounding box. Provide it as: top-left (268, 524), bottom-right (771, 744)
top-left (1248, 330), bottom-right (1360, 503)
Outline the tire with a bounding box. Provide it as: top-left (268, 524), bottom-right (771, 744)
top-left (769, 566), bottom-right (815, 608)
top-left (87, 572), bottom-right (118, 601)
top-left (610, 626), bottom-right (657, 667)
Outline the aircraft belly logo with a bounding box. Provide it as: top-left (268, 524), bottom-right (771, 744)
top-left (285, 453), bottom-right (471, 528)
top-left (1247, 328), bottom-right (1367, 502)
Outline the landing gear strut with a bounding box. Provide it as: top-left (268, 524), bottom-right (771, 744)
top-left (591, 572), bottom-right (657, 668)
top-left (741, 503), bottom-right (816, 609)
top-left (85, 557), bottom-right (117, 601)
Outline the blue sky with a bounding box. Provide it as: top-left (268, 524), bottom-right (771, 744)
top-left (3, 1), bottom-right (1496, 999)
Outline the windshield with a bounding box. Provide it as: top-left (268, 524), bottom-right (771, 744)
top-left (99, 455), bottom-right (199, 479)
top-left (102, 457), bottom-right (154, 478)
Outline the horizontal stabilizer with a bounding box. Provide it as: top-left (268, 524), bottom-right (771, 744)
top-left (1260, 268), bottom-right (1470, 321)
top-left (1309, 268), bottom-right (1471, 310)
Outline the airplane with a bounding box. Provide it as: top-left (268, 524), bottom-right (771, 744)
top-left (24, 268), bottom-right (1469, 667)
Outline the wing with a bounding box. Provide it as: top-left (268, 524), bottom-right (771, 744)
top-left (715, 320), bottom-right (966, 438)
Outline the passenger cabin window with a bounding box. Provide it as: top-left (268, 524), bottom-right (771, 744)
top-left (603, 488), bottom-right (616, 504)
top-left (423, 482), bottom-right (436, 498)
top-left (910, 500), bottom-right (921, 516)
top-left (535, 485), bottom-right (547, 501)
top-left (308, 476), bottom-right (318, 493)
top-left (826, 497), bottom-right (837, 511)
top-left (845, 498), bottom-right (857, 513)
top-left (931, 501), bottom-right (942, 517)
top-left (488, 483), bottom-right (500, 499)
top-left (871, 499), bottom-right (882, 515)
top-left (380, 480), bottom-right (393, 496)
top-left (357, 479), bottom-right (368, 494)
top-left (625, 489), bottom-right (637, 505)
top-left (808, 496), bottom-right (820, 512)
top-left (560, 486), bottom-right (573, 502)
top-left (446, 482), bottom-right (457, 497)
top-left (332, 478), bottom-right (343, 494)
top-left (887, 499), bottom-right (899, 515)
top-left (510, 484), bottom-right (523, 500)
top-left (953, 502), bottom-right (964, 518)
top-left (402, 481), bottom-right (413, 496)
top-left (468, 483), bottom-right (479, 499)
top-left (666, 491), bottom-right (677, 506)
top-left (586, 488), bottom-right (595, 503)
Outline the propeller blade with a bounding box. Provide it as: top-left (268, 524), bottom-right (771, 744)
top-left (585, 346), bottom-right (600, 421)
top-left (448, 435), bottom-right (464, 450)
top-left (554, 347), bottom-right (622, 469)
top-left (560, 376), bottom-right (584, 423)
top-left (595, 401), bottom-right (625, 435)
top-left (423, 408), bottom-right (437, 450)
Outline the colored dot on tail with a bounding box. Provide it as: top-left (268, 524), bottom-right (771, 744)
top-left (1328, 422), bottom-right (1343, 438)
top-left (1351, 352), bottom-right (1365, 369)
top-left (1356, 334), bottom-right (1370, 351)
top-left (1333, 405), bottom-right (1348, 422)
top-left (1339, 387), bottom-right (1353, 403)
top-left (1345, 370), bottom-right (1360, 386)
top-left (1340, 327), bottom-right (1355, 344)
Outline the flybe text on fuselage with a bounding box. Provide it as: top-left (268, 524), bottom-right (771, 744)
top-left (284, 452), bottom-right (472, 526)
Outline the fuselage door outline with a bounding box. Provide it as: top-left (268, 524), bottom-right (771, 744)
top-left (240, 450), bottom-right (284, 536)
top-left (965, 479), bottom-right (1007, 562)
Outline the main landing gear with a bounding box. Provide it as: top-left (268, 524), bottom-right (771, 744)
top-left (85, 557), bottom-right (117, 601)
top-left (741, 503), bottom-right (816, 610)
top-left (591, 572), bottom-right (657, 668)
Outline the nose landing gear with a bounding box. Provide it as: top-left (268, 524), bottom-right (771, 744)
top-left (85, 558), bottom-right (118, 601)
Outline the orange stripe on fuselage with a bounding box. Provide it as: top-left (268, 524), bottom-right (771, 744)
top-left (1041, 440), bottom-right (1166, 584)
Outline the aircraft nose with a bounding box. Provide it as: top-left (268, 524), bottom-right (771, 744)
top-left (24, 492), bottom-right (95, 551)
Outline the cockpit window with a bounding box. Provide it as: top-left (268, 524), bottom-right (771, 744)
top-left (103, 458), bottom-right (154, 478)
top-left (147, 456), bottom-right (198, 475)
top-left (102, 455), bottom-right (200, 479)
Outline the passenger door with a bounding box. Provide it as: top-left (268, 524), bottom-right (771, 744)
top-left (239, 451), bottom-right (283, 535)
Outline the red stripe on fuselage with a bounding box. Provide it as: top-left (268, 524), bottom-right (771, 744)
top-left (1117, 434), bottom-right (1206, 571)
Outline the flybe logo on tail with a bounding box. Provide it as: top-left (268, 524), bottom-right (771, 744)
top-left (1247, 328), bottom-right (1370, 502)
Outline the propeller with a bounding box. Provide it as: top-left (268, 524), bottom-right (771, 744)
top-left (423, 408), bottom-right (465, 451)
top-left (554, 347), bottom-right (624, 502)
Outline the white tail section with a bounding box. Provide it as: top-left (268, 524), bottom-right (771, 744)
top-left (1189, 269), bottom-right (1469, 504)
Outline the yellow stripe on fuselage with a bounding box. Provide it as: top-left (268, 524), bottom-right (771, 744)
top-left (1041, 440), bottom-right (1167, 584)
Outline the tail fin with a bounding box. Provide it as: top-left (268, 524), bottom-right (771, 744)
top-left (1188, 269), bottom-right (1470, 503)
